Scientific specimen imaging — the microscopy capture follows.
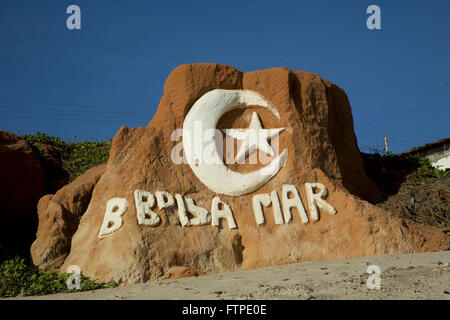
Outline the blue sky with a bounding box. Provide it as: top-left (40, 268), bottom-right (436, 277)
top-left (0, 0), bottom-right (448, 153)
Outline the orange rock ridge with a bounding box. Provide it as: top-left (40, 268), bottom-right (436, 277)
top-left (30, 64), bottom-right (446, 284)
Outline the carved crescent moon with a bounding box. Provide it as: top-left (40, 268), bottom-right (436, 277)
top-left (183, 89), bottom-right (288, 196)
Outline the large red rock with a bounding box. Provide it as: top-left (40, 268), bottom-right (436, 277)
top-left (31, 164), bottom-right (106, 269)
top-left (55, 64), bottom-right (447, 284)
top-left (0, 131), bottom-right (48, 258)
top-left (0, 131), bottom-right (46, 217)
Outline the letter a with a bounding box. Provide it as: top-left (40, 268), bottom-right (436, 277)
top-left (366, 5), bottom-right (381, 30)
top-left (211, 197), bottom-right (237, 229)
top-left (281, 184), bottom-right (308, 224)
top-left (66, 5), bottom-right (81, 30)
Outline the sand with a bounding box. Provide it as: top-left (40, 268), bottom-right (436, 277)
top-left (9, 251), bottom-right (449, 300)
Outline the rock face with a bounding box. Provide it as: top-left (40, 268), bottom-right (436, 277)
top-left (0, 131), bottom-right (71, 258)
top-left (57, 64), bottom-right (447, 284)
top-left (0, 131), bottom-right (46, 217)
top-left (31, 164), bottom-right (106, 269)
top-left (0, 131), bottom-right (47, 258)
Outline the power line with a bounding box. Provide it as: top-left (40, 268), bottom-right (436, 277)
top-left (355, 132), bottom-right (419, 149)
top-left (0, 113), bottom-right (148, 123)
top-left (0, 105), bottom-right (154, 116)
top-left (354, 122), bottom-right (438, 140)
top-left (354, 127), bottom-right (434, 145)
top-left (0, 97), bottom-right (444, 150)
top-left (0, 98), bottom-right (153, 110)
top-left (0, 110), bottom-right (152, 120)
top-left (355, 129), bottom-right (418, 143)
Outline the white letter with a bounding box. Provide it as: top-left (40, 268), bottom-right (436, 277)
top-left (175, 194), bottom-right (190, 226)
top-left (305, 183), bottom-right (337, 221)
top-left (155, 191), bottom-right (175, 210)
top-left (203, 129), bottom-right (223, 165)
top-left (246, 129), bottom-right (258, 165)
top-left (66, 265), bottom-right (81, 290)
top-left (194, 120), bottom-right (203, 165)
top-left (211, 196), bottom-right (237, 229)
top-left (66, 5), bottom-right (81, 30)
top-left (367, 265), bottom-right (381, 289)
top-left (366, 5), bottom-right (381, 30)
top-left (281, 184), bottom-right (308, 224)
top-left (186, 198), bottom-right (211, 225)
top-left (224, 132), bottom-right (235, 165)
top-left (170, 129), bottom-right (185, 164)
top-left (176, 195), bottom-right (211, 227)
top-left (134, 190), bottom-right (160, 226)
top-left (98, 198), bottom-right (128, 238)
top-left (252, 194), bottom-right (271, 225)
top-left (270, 190), bottom-right (284, 225)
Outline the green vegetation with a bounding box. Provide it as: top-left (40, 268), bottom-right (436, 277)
top-left (393, 151), bottom-right (448, 175)
top-left (381, 152), bottom-right (449, 184)
top-left (22, 132), bottom-right (112, 181)
top-left (0, 133), bottom-right (115, 297)
top-left (413, 157), bottom-right (449, 182)
top-left (364, 152), bottom-right (449, 190)
top-left (363, 151), bottom-right (450, 228)
top-left (0, 257), bottom-right (117, 297)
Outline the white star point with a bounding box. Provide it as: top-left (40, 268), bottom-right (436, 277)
top-left (224, 112), bottom-right (285, 164)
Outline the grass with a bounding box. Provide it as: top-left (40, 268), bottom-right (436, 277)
top-left (22, 132), bottom-right (112, 181)
top-left (0, 256), bottom-right (117, 298)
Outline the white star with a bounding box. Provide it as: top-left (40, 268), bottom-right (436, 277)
top-left (224, 112), bottom-right (285, 164)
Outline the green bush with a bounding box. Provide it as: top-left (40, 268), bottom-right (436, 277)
top-left (411, 158), bottom-right (449, 184)
top-left (0, 257), bottom-right (117, 297)
top-left (22, 132), bottom-right (111, 180)
top-left (440, 221), bottom-right (450, 228)
top-left (372, 152), bottom-right (449, 179)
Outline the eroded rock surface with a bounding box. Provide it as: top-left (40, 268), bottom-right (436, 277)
top-left (48, 64), bottom-right (446, 284)
top-left (31, 164), bottom-right (106, 269)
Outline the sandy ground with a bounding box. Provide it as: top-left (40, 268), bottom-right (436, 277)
top-left (10, 251), bottom-right (450, 300)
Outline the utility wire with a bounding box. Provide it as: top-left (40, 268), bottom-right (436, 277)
top-left (354, 122), bottom-right (438, 140)
top-left (0, 97), bottom-right (442, 140)
top-left (0, 105), bottom-right (154, 116)
top-left (0, 98), bottom-right (152, 110)
top-left (355, 127), bottom-right (435, 143)
top-left (0, 113), bottom-right (147, 123)
top-left (354, 128), bottom-right (434, 145)
top-left (0, 110), bottom-right (151, 120)
top-left (0, 97), bottom-right (444, 151)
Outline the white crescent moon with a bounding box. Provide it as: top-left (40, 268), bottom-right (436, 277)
top-left (183, 89), bottom-right (288, 196)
